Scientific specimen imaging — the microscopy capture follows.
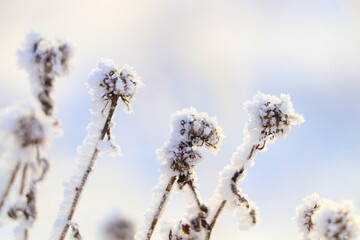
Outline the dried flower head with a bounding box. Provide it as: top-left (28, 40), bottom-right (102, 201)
top-left (168, 219), bottom-right (205, 240)
top-left (0, 103), bottom-right (60, 152)
top-left (88, 59), bottom-right (143, 113)
top-left (18, 30), bottom-right (73, 116)
top-left (14, 114), bottom-right (45, 148)
top-left (104, 217), bottom-right (134, 240)
top-left (157, 107), bottom-right (224, 175)
top-left (310, 200), bottom-right (360, 240)
top-left (295, 193), bottom-right (322, 240)
top-left (295, 194), bottom-right (360, 240)
top-left (244, 91), bottom-right (304, 145)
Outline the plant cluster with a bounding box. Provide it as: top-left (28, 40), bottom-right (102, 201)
top-left (0, 30), bottom-right (359, 240)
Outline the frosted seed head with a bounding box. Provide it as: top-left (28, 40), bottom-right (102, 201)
top-left (244, 91), bottom-right (304, 145)
top-left (18, 30), bottom-right (74, 115)
top-left (0, 103), bottom-right (60, 152)
top-left (310, 200), bottom-right (360, 240)
top-left (170, 107), bottom-right (224, 151)
top-left (14, 114), bottom-right (45, 148)
top-left (168, 219), bottom-right (205, 240)
top-left (158, 107), bottom-right (224, 175)
top-left (103, 217), bottom-right (134, 240)
top-left (88, 59), bottom-right (143, 113)
top-left (295, 193), bottom-right (322, 239)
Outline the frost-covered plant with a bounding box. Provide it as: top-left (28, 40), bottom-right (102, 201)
top-left (52, 59), bottom-right (143, 240)
top-left (136, 108), bottom-right (224, 240)
top-left (295, 193), bottom-right (360, 240)
top-left (18, 30), bottom-right (73, 116)
top-left (207, 91), bottom-right (304, 239)
top-left (0, 103), bottom-right (60, 239)
top-left (103, 214), bottom-right (135, 240)
top-left (0, 30), bottom-right (72, 240)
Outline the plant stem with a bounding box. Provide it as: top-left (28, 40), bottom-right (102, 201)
top-left (0, 162), bottom-right (21, 215)
top-left (206, 200), bottom-right (226, 240)
top-left (59, 96), bottom-right (119, 240)
top-left (206, 143), bottom-right (261, 239)
top-left (146, 175), bottom-right (177, 240)
top-left (187, 180), bottom-right (201, 207)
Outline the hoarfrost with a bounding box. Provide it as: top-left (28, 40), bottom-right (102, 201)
top-left (211, 91), bottom-right (304, 231)
top-left (295, 194), bottom-right (360, 240)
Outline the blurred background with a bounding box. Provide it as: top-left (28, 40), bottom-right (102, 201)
top-left (0, 0), bottom-right (360, 239)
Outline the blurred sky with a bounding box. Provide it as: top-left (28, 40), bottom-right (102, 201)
top-left (0, 0), bottom-right (360, 239)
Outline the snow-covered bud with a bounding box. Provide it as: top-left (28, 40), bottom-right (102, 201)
top-left (295, 193), bottom-right (321, 240)
top-left (18, 30), bottom-right (73, 116)
top-left (310, 200), bottom-right (360, 240)
top-left (168, 219), bottom-right (205, 240)
top-left (103, 217), bottom-right (134, 240)
top-left (88, 59), bottom-right (143, 113)
top-left (295, 194), bottom-right (360, 240)
top-left (0, 104), bottom-right (60, 152)
top-left (244, 91), bottom-right (304, 146)
top-left (157, 107), bottom-right (224, 175)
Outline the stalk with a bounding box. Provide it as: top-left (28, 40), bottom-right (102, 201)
top-left (146, 175), bottom-right (177, 240)
top-left (0, 162), bottom-right (21, 215)
top-left (59, 96), bottom-right (119, 240)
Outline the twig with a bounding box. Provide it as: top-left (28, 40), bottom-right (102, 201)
top-left (146, 175), bottom-right (177, 240)
top-left (206, 200), bottom-right (226, 240)
top-left (186, 180), bottom-right (201, 207)
top-left (206, 143), bottom-right (261, 239)
top-left (59, 96), bottom-right (119, 240)
top-left (0, 162), bottom-right (21, 215)
top-left (19, 163), bottom-right (29, 196)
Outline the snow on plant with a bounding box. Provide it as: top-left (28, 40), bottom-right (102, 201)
top-left (17, 29), bottom-right (73, 116)
top-left (102, 214), bottom-right (135, 240)
top-left (295, 193), bottom-right (360, 240)
top-left (51, 59), bottom-right (143, 240)
top-left (136, 108), bottom-right (224, 240)
top-left (0, 30), bottom-right (72, 240)
top-left (206, 91), bottom-right (304, 239)
top-left (0, 103), bottom-right (60, 240)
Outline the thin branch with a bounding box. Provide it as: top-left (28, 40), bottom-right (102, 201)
top-left (187, 180), bottom-right (201, 207)
top-left (0, 162), bottom-right (21, 215)
top-left (19, 163), bottom-right (29, 196)
top-left (146, 175), bottom-right (177, 240)
top-left (206, 143), bottom-right (262, 239)
top-left (59, 96), bottom-right (119, 240)
top-left (206, 200), bottom-right (226, 240)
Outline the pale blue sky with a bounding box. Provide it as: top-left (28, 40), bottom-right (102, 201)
top-left (0, 0), bottom-right (359, 239)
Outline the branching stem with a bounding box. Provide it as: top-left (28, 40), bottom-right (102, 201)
top-left (206, 200), bottom-right (226, 240)
top-left (206, 143), bottom-right (262, 239)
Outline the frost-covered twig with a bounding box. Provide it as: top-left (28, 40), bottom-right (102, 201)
top-left (0, 162), bottom-right (21, 215)
top-left (52, 59), bottom-right (142, 240)
top-left (208, 92), bottom-right (304, 237)
top-left (18, 30), bottom-right (73, 116)
top-left (295, 193), bottom-right (360, 240)
top-left (136, 108), bottom-right (224, 240)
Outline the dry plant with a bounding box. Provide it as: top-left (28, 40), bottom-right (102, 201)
top-left (0, 30), bottom-right (359, 240)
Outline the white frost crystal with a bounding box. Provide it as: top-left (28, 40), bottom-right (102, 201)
top-left (52, 59), bottom-right (142, 239)
top-left (0, 103), bottom-right (60, 154)
top-left (295, 194), bottom-right (360, 240)
top-left (244, 91), bottom-right (304, 146)
top-left (17, 29), bottom-right (73, 115)
top-left (87, 59), bottom-right (143, 113)
top-left (157, 107), bottom-right (224, 175)
top-left (212, 92), bottom-right (304, 231)
top-left (295, 193), bottom-right (322, 240)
